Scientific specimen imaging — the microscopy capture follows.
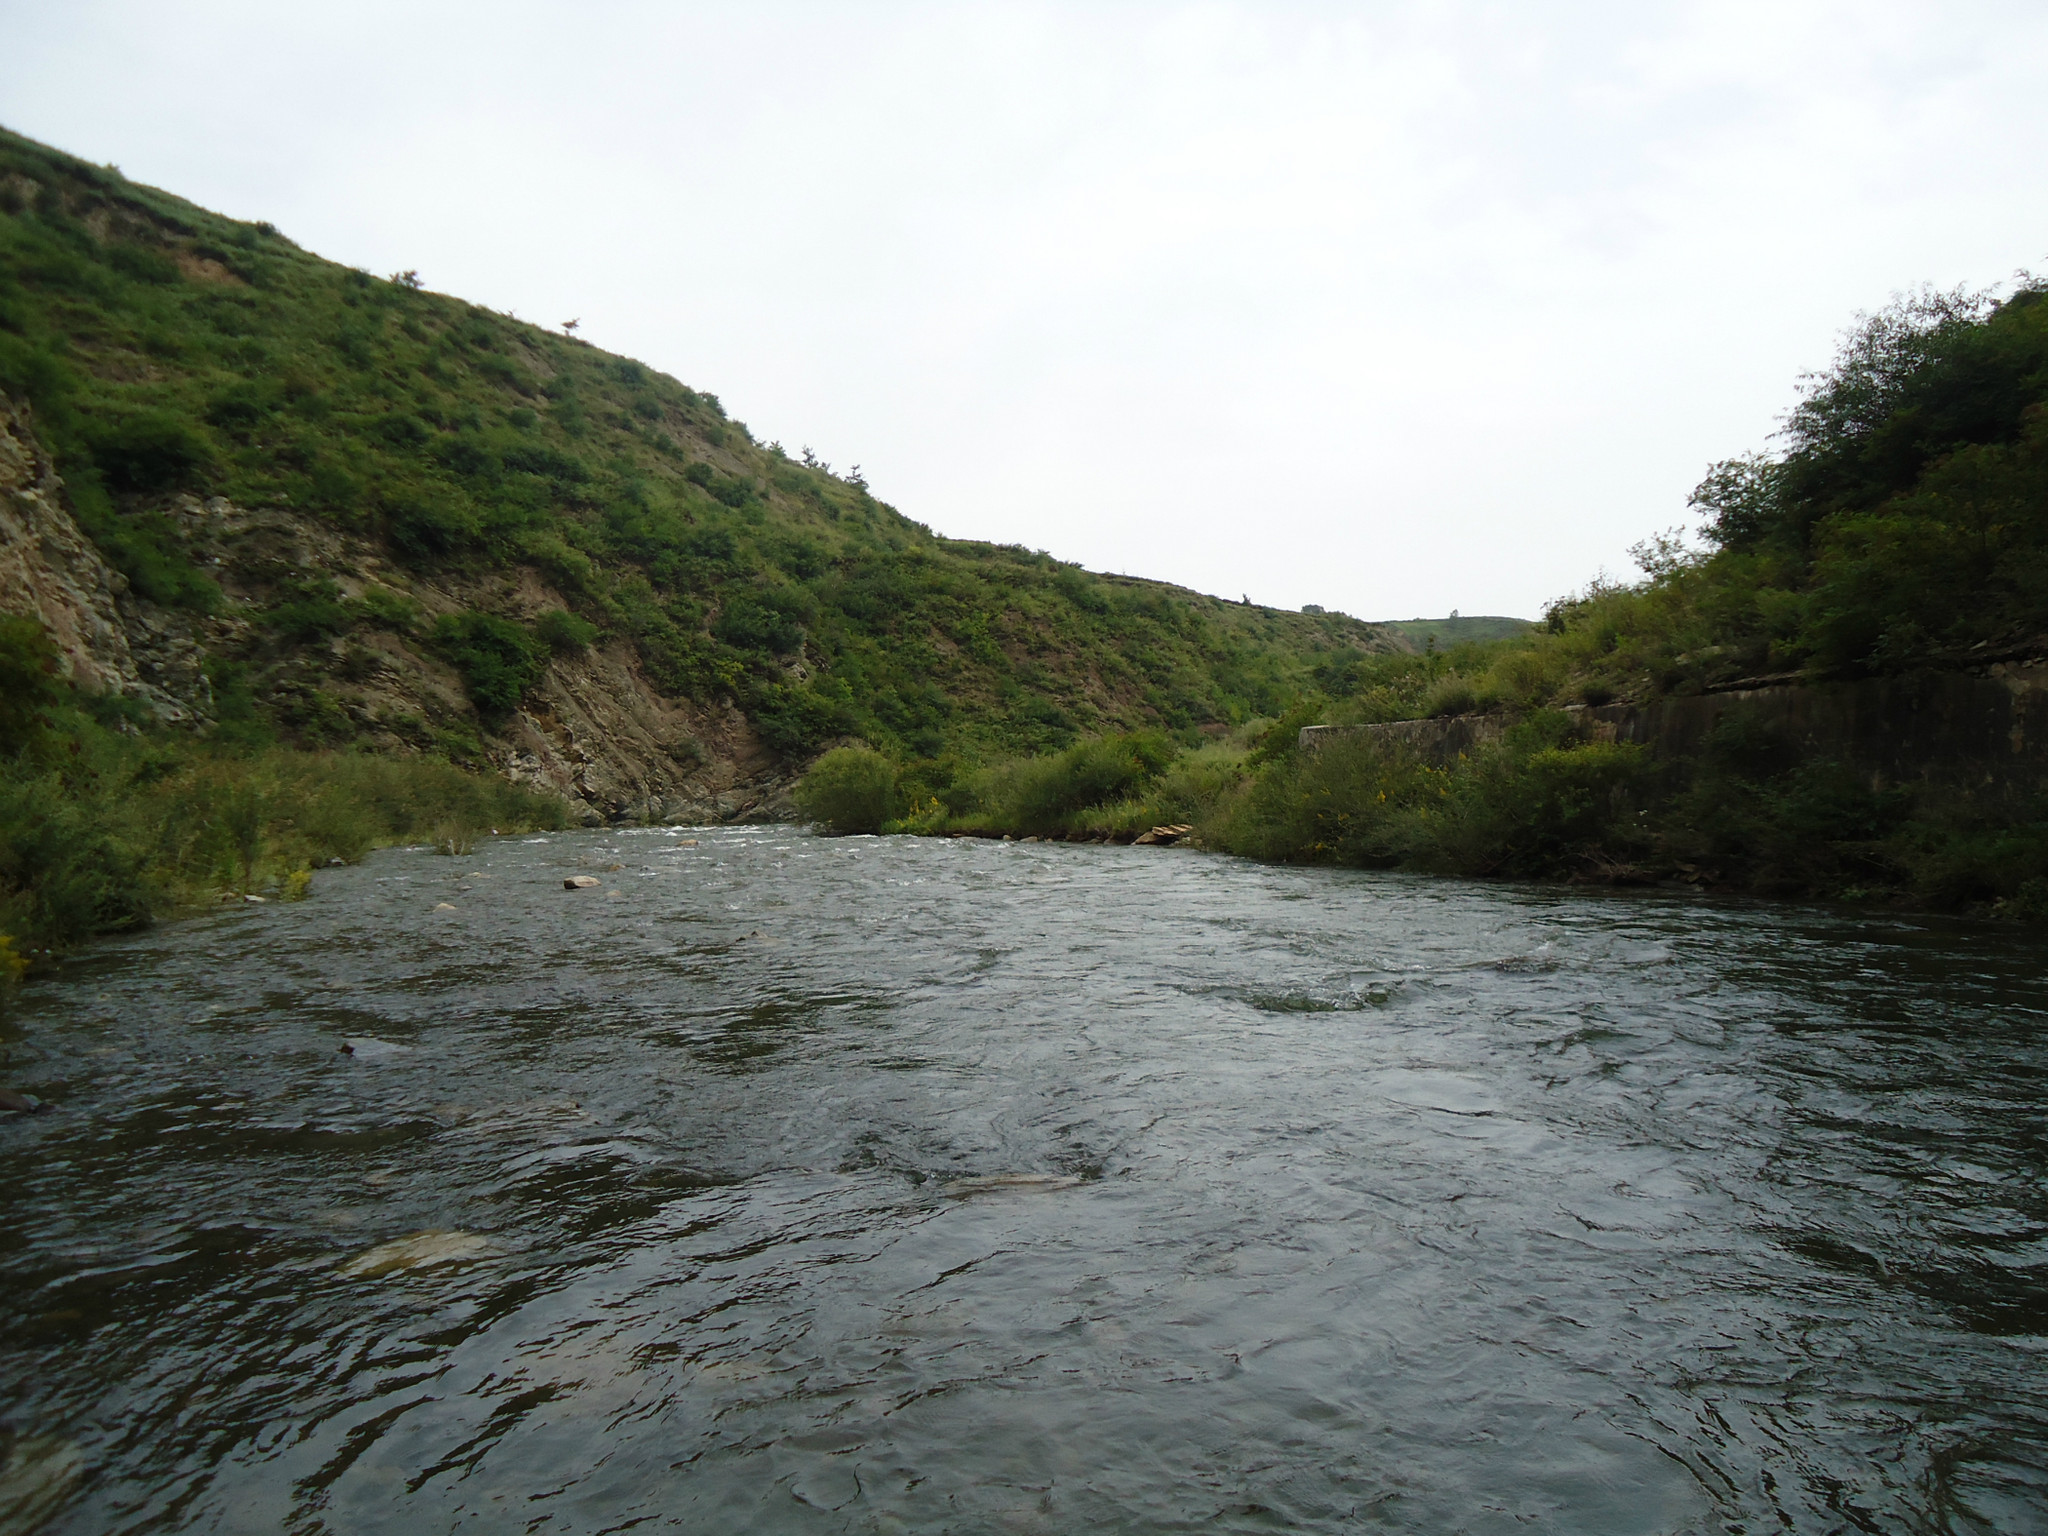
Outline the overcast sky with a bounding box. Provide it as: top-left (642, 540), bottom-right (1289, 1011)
top-left (3, 2), bottom-right (2045, 619)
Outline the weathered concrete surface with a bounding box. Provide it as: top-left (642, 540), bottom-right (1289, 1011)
top-left (1302, 663), bottom-right (2048, 799)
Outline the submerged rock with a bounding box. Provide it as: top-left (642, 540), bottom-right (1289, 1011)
top-left (0, 1434), bottom-right (85, 1533)
top-left (939, 1173), bottom-right (1084, 1197)
top-left (0, 1087), bottom-right (47, 1114)
top-left (338, 1229), bottom-right (489, 1278)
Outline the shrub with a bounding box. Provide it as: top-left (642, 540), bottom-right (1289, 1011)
top-left (430, 611), bottom-right (547, 719)
top-left (88, 409), bottom-right (214, 492)
top-left (68, 494), bottom-right (222, 612)
top-left (794, 746), bottom-right (900, 833)
top-left (965, 731), bottom-right (1178, 835)
top-left (715, 589), bottom-right (811, 655)
top-left (534, 608), bottom-right (598, 653)
top-left (263, 578), bottom-right (353, 644)
top-left (354, 586), bottom-right (420, 631)
top-left (1212, 713), bottom-right (1654, 877)
top-left (383, 485), bottom-right (482, 560)
top-left (0, 615), bottom-right (63, 754)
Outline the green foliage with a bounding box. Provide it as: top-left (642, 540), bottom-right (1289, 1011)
top-left (0, 632), bottom-right (568, 967)
top-left (430, 611), bottom-right (546, 719)
top-left (1212, 714), bottom-right (1654, 876)
top-left (262, 575), bottom-right (351, 643)
top-left (534, 608), bottom-right (598, 653)
top-left (714, 587), bottom-right (812, 654)
top-left (794, 746), bottom-right (900, 833)
top-left (1298, 283), bottom-right (2048, 723)
top-left (88, 408), bottom-right (214, 492)
top-left (0, 614), bottom-right (64, 753)
top-left (354, 585), bottom-right (420, 631)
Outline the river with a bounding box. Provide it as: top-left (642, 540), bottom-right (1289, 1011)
top-left (2, 827), bottom-right (2044, 1533)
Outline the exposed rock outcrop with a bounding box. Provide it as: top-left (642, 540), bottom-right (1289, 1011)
top-left (0, 392), bottom-right (794, 823)
top-left (0, 394), bottom-right (146, 698)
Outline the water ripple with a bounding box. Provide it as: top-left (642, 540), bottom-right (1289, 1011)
top-left (2, 830), bottom-right (2045, 1532)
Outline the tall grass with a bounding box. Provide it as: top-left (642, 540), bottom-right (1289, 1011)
top-left (0, 676), bottom-right (566, 972)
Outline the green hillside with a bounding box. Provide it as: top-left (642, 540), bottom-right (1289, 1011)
top-left (1369, 615), bottom-right (1534, 650)
top-left (0, 125), bottom-right (1393, 764)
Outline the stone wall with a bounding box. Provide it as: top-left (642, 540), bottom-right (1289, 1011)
top-left (1301, 663), bottom-right (2048, 801)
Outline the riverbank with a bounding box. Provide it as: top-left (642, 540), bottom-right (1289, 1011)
top-left (0, 618), bottom-right (565, 977)
top-left (791, 707), bottom-right (2048, 921)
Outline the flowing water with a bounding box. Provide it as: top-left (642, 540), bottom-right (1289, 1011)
top-left (2, 827), bottom-right (2046, 1534)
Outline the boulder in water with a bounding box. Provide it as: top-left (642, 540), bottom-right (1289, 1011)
top-left (564, 875), bottom-right (601, 889)
top-left (0, 1087), bottom-right (47, 1114)
top-left (338, 1229), bottom-right (488, 1278)
top-left (1132, 824), bottom-right (1194, 846)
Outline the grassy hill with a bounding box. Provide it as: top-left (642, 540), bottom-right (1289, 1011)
top-left (0, 124), bottom-right (1397, 768)
top-left (1369, 615), bottom-right (1534, 650)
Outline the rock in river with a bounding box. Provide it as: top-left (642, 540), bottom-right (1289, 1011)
top-left (0, 1087), bottom-right (47, 1114)
top-left (338, 1229), bottom-right (489, 1278)
top-left (564, 875), bottom-right (601, 889)
top-left (939, 1173), bottom-right (1084, 1197)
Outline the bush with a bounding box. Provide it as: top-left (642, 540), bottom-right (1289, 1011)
top-left (794, 746), bottom-right (900, 833)
top-left (68, 493), bottom-right (222, 612)
top-left (88, 409), bottom-right (214, 492)
top-left (997, 732), bottom-right (1176, 833)
top-left (1212, 713), bottom-right (1654, 877)
top-left (715, 588), bottom-right (812, 655)
top-left (430, 611), bottom-right (547, 719)
top-left (108, 243), bottom-right (180, 285)
top-left (354, 586), bottom-right (420, 631)
top-left (534, 608), bottom-right (599, 653)
top-left (382, 484), bottom-right (483, 561)
top-left (0, 615), bottom-right (63, 754)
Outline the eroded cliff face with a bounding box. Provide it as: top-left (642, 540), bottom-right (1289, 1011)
top-left (0, 394), bottom-right (795, 824)
top-left (0, 394), bottom-right (148, 700)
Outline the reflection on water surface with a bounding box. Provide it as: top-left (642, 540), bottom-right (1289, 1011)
top-left (3, 827), bottom-right (2046, 1532)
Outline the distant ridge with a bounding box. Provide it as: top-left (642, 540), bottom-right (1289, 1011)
top-left (1372, 615), bottom-right (1535, 649)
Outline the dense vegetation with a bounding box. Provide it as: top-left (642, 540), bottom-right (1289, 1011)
top-left (0, 615), bottom-right (563, 981)
top-left (806, 282), bottom-right (2048, 919)
top-left (1316, 282), bottom-right (2048, 721)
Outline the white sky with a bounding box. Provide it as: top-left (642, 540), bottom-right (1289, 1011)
top-left (3, 2), bottom-right (2045, 620)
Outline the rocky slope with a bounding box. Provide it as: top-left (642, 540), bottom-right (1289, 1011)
top-left (1, 391), bottom-right (787, 822)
